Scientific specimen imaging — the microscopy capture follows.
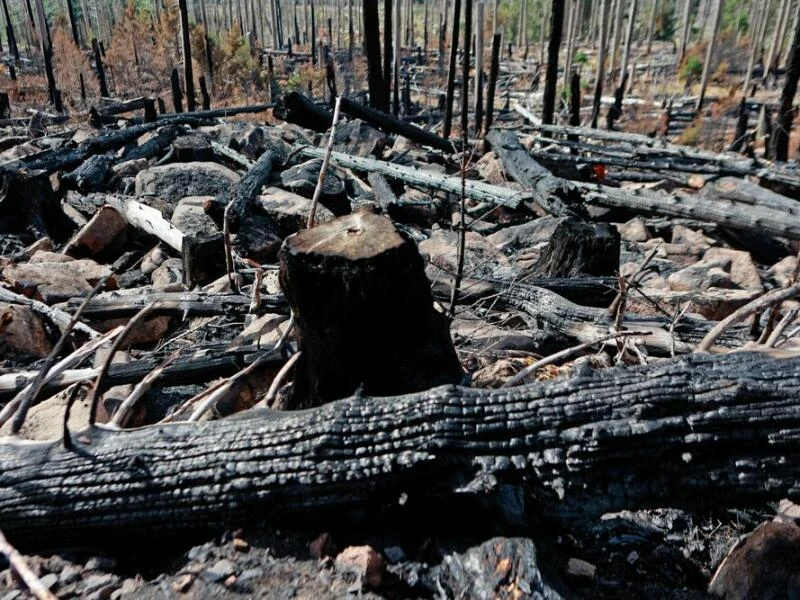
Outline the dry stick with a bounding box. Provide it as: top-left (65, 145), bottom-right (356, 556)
top-left (307, 94), bottom-right (343, 228)
top-left (0, 329), bottom-right (121, 428)
top-left (185, 315), bottom-right (295, 421)
top-left (108, 351), bottom-right (180, 428)
top-left (87, 301), bottom-right (160, 425)
top-left (0, 287), bottom-right (100, 339)
top-left (0, 529), bottom-right (56, 600)
top-left (501, 330), bottom-right (652, 388)
top-left (262, 350), bottom-right (302, 406)
top-left (697, 282), bottom-right (800, 353)
top-left (223, 199), bottom-right (238, 291)
top-left (61, 382), bottom-right (85, 450)
top-left (608, 243), bottom-right (661, 318)
top-left (766, 307), bottom-right (800, 348)
top-left (10, 274), bottom-right (113, 434)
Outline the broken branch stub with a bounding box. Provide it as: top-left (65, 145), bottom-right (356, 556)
top-left (279, 210), bottom-right (463, 409)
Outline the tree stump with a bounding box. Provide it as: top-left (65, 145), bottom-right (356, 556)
top-left (279, 210), bottom-right (463, 409)
top-left (532, 217), bottom-right (620, 278)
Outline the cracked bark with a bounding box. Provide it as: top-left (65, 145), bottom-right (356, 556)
top-left (1, 352), bottom-right (799, 547)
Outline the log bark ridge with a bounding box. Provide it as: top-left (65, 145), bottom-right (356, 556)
top-left (1, 352), bottom-right (799, 546)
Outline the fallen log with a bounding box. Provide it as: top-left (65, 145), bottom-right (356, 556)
top-left (1, 352), bottom-right (799, 546)
top-left (295, 145), bottom-right (528, 208)
top-left (485, 129), bottom-right (586, 218)
top-left (275, 92), bottom-right (458, 152)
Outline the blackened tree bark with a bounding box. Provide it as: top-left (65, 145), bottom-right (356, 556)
top-left (542, 0), bottom-right (565, 126)
top-left (33, 0), bottom-right (61, 111)
top-left (363, 0), bottom-right (388, 111)
top-left (178, 0), bottom-right (196, 112)
top-left (65, 0), bottom-right (79, 45)
top-left (279, 210), bottom-right (463, 409)
top-left (92, 38), bottom-right (109, 98)
top-left (383, 0), bottom-right (393, 107)
top-left (774, 11), bottom-right (800, 161)
top-left (591, 0), bottom-right (609, 128)
top-left (1, 0), bottom-right (18, 63)
top-left (461, 0), bottom-right (472, 137)
top-left (443, 0), bottom-right (461, 138)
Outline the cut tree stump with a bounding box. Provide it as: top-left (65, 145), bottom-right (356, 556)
top-left (531, 217), bottom-right (620, 277)
top-left (279, 209), bottom-right (463, 409)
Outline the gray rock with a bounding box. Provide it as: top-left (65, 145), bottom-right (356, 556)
top-left (135, 162), bottom-right (240, 201)
top-left (59, 564), bottom-right (82, 585)
top-left (39, 573), bottom-right (58, 591)
top-left (202, 559), bottom-right (237, 583)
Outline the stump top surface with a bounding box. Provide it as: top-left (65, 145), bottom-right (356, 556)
top-left (285, 211), bottom-right (406, 260)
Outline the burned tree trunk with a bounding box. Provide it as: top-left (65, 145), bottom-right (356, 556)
top-left (773, 10), bottom-right (800, 161)
top-left (279, 210), bottom-right (463, 409)
top-left (532, 218), bottom-right (620, 277)
top-left (2, 353), bottom-right (800, 547)
top-left (362, 0), bottom-right (387, 111)
top-left (542, 0), bottom-right (565, 126)
top-left (443, 0), bottom-right (461, 138)
top-left (178, 0), bottom-right (196, 112)
top-left (92, 38), bottom-right (109, 98)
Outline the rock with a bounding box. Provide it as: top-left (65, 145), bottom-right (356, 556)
top-left (438, 537), bottom-right (561, 599)
top-left (2, 259), bottom-right (116, 303)
top-left (279, 159), bottom-right (349, 216)
top-left (767, 255), bottom-right (798, 288)
top-left (475, 151), bottom-right (507, 185)
top-left (671, 224), bottom-right (714, 249)
top-left (232, 537), bottom-right (250, 552)
top-left (668, 261), bottom-right (734, 292)
top-left (202, 559), bottom-right (237, 583)
top-left (2, 384), bottom-right (91, 440)
top-left (135, 162), bottom-right (241, 200)
top-left (84, 556), bottom-right (117, 571)
top-left (150, 257), bottom-right (183, 287)
top-left (565, 557), bottom-right (596, 582)
top-left (627, 288), bottom-right (760, 321)
top-left (140, 246), bottom-right (170, 274)
top-left (775, 499), bottom-right (800, 526)
top-left (708, 521), bottom-right (800, 599)
top-left (0, 304), bottom-right (51, 358)
top-left (332, 119), bottom-right (387, 157)
top-left (335, 545), bottom-right (385, 590)
top-left (309, 532), bottom-right (336, 559)
top-left (420, 228), bottom-right (510, 281)
top-left (28, 251), bottom-right (74, 263)
top-left (487, 217), bottom-right (565, 253)
top-left (704, 247), bottom-right (763, 291)
top-left (63, 205), bottom-right (128, 258)
top-left (111, 158), bottom-right (149, 178)
top-left (383, 546), bottom-right (406, 564)
top-left (38, 573), bottom-right (58, 591)
top-left (59, 565), bottom-right (82, 585)
top-left (171, 574), bottom-right (194, 593)
top-left (618, 217), bottom-right (649, 243)
top-left (255, 187), bottom-right (334, 233)
top-left (99, 315), bottom-right (171, 347)
top-left (82, 573), bottom-right (119, 594)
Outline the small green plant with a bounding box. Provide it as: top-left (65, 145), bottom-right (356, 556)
top-left (574, 50), bottom-right (588, 65)
top-left (680, 55), bottom-right (703, 84)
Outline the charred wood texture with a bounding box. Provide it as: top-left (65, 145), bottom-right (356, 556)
top-left (485, 128), bottom-right (586, 218)
top-left (1, 352), bottom-right (799, 547)
top-left (362, 0), bottom-right (386, 111)
top-left (774, 11), bottom-right (800, 161)
top-left (279, 210), bottom-right (462, 409)
top-left (542, 0), bottom-right (564, 126)
top-left (532, 218), bottom-right (620, 277)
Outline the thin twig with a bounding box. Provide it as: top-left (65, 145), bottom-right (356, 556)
top-left (108, 351), bottom-right (180, 428)
top-left (766, 307), bottom-right (800, 348)
top-left (87, 301), bottom-right (160, 426)
top-left (262, 351), bottom-right (302, 407)
top-left (307, 95), bottom-right (343, 228)
top-left (223, 198), bottom-right (238, 292)
top-left (697, 282), bottom-right (800, 353)
top-left (10, 274), bottom-right (113, 434)
top-left (501, 330), bottom-right (652, 388)
top-left (0, 529), bottom-right (56, 600)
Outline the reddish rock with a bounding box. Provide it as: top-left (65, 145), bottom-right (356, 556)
top-left (309, 532), bottom-right (336, 560)
top-left (2, 259), bottom-right (116, 303)
top-left (64, 205), bottom-right (128, 257)
top-left (0, 303), bottom-right (51, 358)
top-left (335, 545), bottom-right (384, 590)
top-left (708, 521), bottom-right (800, 599)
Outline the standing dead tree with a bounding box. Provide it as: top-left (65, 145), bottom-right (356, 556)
top-left (542, 0), bottom-right (565, 126)
top-left (774, 7), bottom-right (800, 161)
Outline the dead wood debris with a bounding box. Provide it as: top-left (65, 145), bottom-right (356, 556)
top-left (0, 100), bottom-right (799, 600)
